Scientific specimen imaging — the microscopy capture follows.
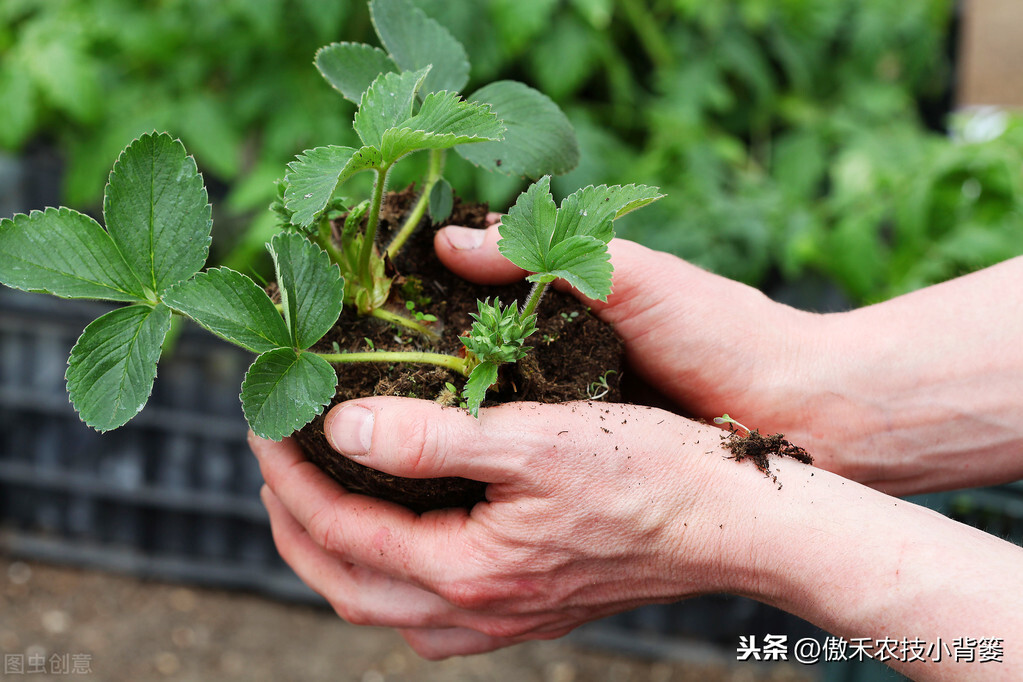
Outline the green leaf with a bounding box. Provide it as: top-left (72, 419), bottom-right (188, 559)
top-left (462, 360), bottom-right (499, 418)
top-left (0, 56), bottom-right (36, 148)
top-left (103, 132), bottom-right (212, 294)
top-left (25, 32), bottom-right (102, 123)
top-left (241, 348), bottom-right (338, 441)
top-left (315, 42), bottom-right (398, 103)
top-left (0, 207), bottom-right (147, 303)
top-left (354, 68), bottom-right (430, 150)
top-left (458, 81), bottom-right (579, 178)
top-left (267, 232), bottom-right (344, 350)
top-left (460, 298), bottom-right (536, 364)
top-left (497, 175), bottom-right (558, 274)
top-left (284, 145), bottom-right (383, 229)
top-left (530, 234), bottom-right (613, 301)
top-left (163, 267), bottom-right (292, 354)
top-left (66, 303), bottom-right (173, 432)
top-left (370, 0), bottom-right (469, 95)
top-left (379, 90), bottom-right (505, 163)
top-left (499, 178), bottom-right (663, 302)
top-left (428, 177), bottom-right (454, 222)
top-left (554, 183), bottom-right (665, 246)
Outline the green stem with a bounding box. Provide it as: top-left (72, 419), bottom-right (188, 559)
top-left (371, 307), bottom-right (440, 341)
top-left (316, 350), bottom-right (469, 375)
top-left (386, 149), bottom-right (446, 260)
top-left (315, 215), bottom-right (344, 266)
top-left (619, 0), bottom-right (673, 71)
top-left (520, 280), bottom-right (550, 318)
top-left (359, 165), bottom-right (388, 288)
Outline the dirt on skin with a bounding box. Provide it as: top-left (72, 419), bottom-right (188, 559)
top-left (292, 187), bottom-right (626, 513)
top-left (721, 430), bottom-right (814, 489)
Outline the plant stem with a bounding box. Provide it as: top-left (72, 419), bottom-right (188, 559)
top-left (316, 350), bottom-right (469, 375)
top-left (386, 149), bottom-right (445, 260)
top-left (619, 0), bottom-right (674, 71)
top-left (520, 280), bottom-right (550, 318)
top-left (371, 307), bottom-right (440, 341)
top-left (359, 165), bottom-right (388, 288)
top-left (316, 215), bottom-right (345, 266)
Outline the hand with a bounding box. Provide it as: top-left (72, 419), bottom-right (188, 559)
top-left (436, 223), bottom-right (1023, 494)
top-left (434, 220), bottom-right (837, 468)
top-left (251, 399), bottom-right (758, 659)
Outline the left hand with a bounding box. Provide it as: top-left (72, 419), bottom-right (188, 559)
top-left (250, 397), bottom-right (759, 659)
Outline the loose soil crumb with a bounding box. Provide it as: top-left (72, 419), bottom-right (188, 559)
top-left (722, 430), bottom-right (813, 489)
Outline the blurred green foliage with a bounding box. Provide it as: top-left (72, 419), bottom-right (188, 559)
top-left (3, 0), bottom-right (1022, 303)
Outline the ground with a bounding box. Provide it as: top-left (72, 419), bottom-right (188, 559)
top-left (0, 556), bottom-right (813, 682)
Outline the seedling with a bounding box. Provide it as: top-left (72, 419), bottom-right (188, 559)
top-left (586, 370), bottom-right (618, 401)
top-left (0, 0), bottom-right (663, 442)
top-left (282, 0), bottom-right (579, 336)
top-left (714, 414), bottom-right (752, 435)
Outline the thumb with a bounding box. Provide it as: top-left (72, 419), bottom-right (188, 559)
top-left (321, 396), bottom-right (697, 489)
top-left (434, 219), bottom-right (525, 286)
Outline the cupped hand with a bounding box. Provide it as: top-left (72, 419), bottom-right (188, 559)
top-left (251, 398), bottom-right (756, 659)
top-left (434, 219), bottom-right (838, 469)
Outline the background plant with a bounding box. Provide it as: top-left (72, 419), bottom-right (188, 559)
top-left (4, 0), bottom-right (1022, 304)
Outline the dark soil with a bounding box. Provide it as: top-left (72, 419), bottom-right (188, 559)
top-left (292, 187), bottom-right (625, 513)
top-left (721, 430), bottom-right (813, 489)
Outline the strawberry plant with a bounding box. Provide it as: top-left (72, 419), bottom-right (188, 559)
top-left (0, 0), bottom-right (663, 451)
top-left (0, 129), bottom-right (659, 440)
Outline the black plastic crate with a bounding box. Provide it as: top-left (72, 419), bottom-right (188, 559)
top-left (0, 287), bottom-right (315, 601)
top-left (3, 286), bottom-right (1021, 679)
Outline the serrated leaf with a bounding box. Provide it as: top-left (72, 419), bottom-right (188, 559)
top-left (554, 183), bottom-right (665, 245)
top-left (458, 81), bottom-right (579, 178)
top-left (379, 90), bottom-right (504, 163)
top-left (241, 348), bottom-right (337, 441)
top-left (267, 232), bottom-right (344, 350)
top-left (315, 42), bottom-right (397, 103)
top-left (499, 178), bottom-right (662, 301)
top-left (462, 360), bottom-right (499, 418)
top-left (530, 234), bottom-right (613, 301)
top-left (0, 207), bottom-right (147, 303)
top-left (497, 175), bottom-right (558, 274)
top-left (428, 177), bottom-right (453, 222)
top-left (66, 303), bottom-right (172, 432)
top-left (354, 68), bottom-right (430, 149)
top-left (370, 0), bottom-right (469, 95)
top-left (284, 145), bottom-right (383, 229)
top-left (163, 267), bottom-right (291, 354)
top-left (103, 132), bottom-right (212, 294)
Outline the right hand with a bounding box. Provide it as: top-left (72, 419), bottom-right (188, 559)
top-left (434, 218), bottom-right (831, 461)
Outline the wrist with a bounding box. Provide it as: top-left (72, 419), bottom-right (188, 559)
top-left (729, 463), bottom-right (1023, 680)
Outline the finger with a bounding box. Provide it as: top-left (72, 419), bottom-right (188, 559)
top-left (321, 397), bottom-right (555, 482)
top-left (264, 485), bottom-right (564, 637)
top-left (434, 221), bottom-right (525, 285)
top-left (250, 430), bottom-right (464, 588)
top-left (320, 397), bottom-right (692, 497)
top-left (261, 485), bottom-right (456, 629)
top-left (400, 627), bottom-right (518, 660)
top-left (321, 397), bottom-right (641, 484)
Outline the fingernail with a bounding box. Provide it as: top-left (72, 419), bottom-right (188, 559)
top-left (443, 226), bottom-right (486, 250)
top-left (326, 405), bottom-right (374, 456)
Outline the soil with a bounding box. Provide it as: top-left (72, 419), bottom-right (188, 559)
top-left (721, 430), bottom-right (814, 489)
top-left (292, 187), bottom-right (625, 513)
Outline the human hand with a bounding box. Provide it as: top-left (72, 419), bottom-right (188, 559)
top-left (434, 219), bottom-right (838, 468)
top-left (435, 221), bottom-right (1023, 494)
top-left (251, 398), bottom-right (758, 659)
